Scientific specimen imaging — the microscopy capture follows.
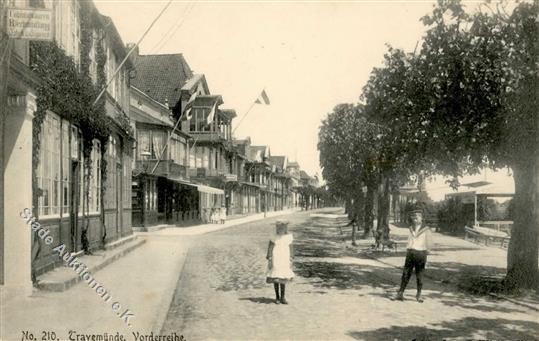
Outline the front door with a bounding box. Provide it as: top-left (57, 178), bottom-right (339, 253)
top-left (70, 160), bottom-right (80, 252)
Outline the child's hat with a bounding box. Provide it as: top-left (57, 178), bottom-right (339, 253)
top-left (408, 202), bottom-right (424, 215)
top-left (276, 220), bottom-right (289, 226)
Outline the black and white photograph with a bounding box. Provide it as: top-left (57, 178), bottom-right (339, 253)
top-left (1, 0), bottom-right (538, 340)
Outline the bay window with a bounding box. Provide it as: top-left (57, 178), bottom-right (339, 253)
top-left (137, 129), bottom-right (167, 160)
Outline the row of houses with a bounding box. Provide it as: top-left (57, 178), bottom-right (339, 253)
top-left (128, 47), bottom-right (321, 229)
top-left (0, 0), bottom-right (321, 297)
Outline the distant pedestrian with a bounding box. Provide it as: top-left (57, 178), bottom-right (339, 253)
top-left (220, 206), bottom-right (226, 224)
top-left (395, 203), bottom-right (432, 303)
top-left (266, 220), bottom-right (295, 304)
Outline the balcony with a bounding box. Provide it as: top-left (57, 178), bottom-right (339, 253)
top-left (135, 159), bottom-right (188, 179)
top-left (189, 131), bottom-right (226, 143)
top-left (188, 167), bottom-right (219, 178)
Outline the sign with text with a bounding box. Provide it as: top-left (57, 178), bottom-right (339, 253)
top-left (7, 8), bottom-right (52, 41)
top-left (224, 174), bottom-right (238, 182)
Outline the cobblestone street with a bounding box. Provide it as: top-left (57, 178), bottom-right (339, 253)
top-left (161, 209), bottom-right (539, 340)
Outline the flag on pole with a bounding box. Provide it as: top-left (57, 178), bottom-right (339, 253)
top-left (254, 89), bottom-right (270, 105)
top-left (185, 107), bottom-right (193, 121)
top-left (206, 101), bottom-right (217, 126)
top-left (182, 91), bottom-right (198, 120)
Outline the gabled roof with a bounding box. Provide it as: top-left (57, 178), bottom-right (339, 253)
top-left (268, 156), bottom-right (287, 170)
top-left (131, 107), bottom-right (171, 127)
top-left (181, 74), bottom-right (210, 94)
top-left (192, 95), bottom-right (224, 108)
top-left (233, 137), bottom-right (251, 146)
top-left (299, 170), bottom-right (311, 179)
top-left (131, 53), bottom-right (193, 107)
top-left (287, 161), bottom-right (300, 168)
top-left (249, 145), bottom-right (270, 162)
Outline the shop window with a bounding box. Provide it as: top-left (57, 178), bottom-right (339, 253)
top-left (37, 114), bottom-right (85, 217)
top-left (37, 113), bottom-right (60, 216)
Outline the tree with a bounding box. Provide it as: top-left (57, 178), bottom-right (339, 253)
top-left (319, 104), bottom-right (385, 243)
top-left (415, 0), bottom-right (538, 289)
top-left (361, 47), bottom-right (429, 242)
top-left (363, 0), bottom-right (538, 289)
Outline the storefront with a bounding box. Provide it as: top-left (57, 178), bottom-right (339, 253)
top-left (197, 184), bottom-right (224, 224)
top-left (132, 176), bottom-right (225, 228)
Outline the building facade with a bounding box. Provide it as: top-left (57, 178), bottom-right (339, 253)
top-left (1, 0), bottom-right (134, 296)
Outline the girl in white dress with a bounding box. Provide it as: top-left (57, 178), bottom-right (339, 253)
top-left (266, 221), bottom-right (295, 304)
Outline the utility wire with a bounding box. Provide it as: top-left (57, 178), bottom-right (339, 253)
top-left (93, 0), bottom-right (174, 107)
top-left (149, 1), bottom-right (196, 55)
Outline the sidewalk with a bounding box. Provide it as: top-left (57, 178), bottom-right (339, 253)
top-left (357, 223), bottom-right (539, 311)
top-left (142, 208), bottom-right (300, 236)
top-left (1, 208), bottom-right (301, 341)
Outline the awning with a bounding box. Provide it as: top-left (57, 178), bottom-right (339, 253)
top-left (239, 181), bottom-right (265, 189)
top-left (166, 177), bottom-right (224, 195)
top-left (196, 184), bottom-right (224, 195)
top-left (168, 178), bottom-right (199, 190)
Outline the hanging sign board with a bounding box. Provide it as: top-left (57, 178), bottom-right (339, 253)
top-left (6, 8), bottom-right (52, 41)
top-left (224, 174), bottom-right (238, 182)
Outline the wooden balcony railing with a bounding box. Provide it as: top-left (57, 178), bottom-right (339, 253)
top-left (135, 159), bottom-right (188, 179)
top-left (189, 131), bottom-right (226, 143)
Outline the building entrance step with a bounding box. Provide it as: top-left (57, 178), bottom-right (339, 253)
top-left (36, 237), bottom-right (146, 292)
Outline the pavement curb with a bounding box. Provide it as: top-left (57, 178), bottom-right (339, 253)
top-left (153, 247), bottom-right (193, 335)
top-left (145, 208), bottom-right (304, 237)
top-left (37, 238), bottom-right (147, 292)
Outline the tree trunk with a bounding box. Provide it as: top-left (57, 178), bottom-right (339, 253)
top-left (363, 183), bottom-right (375, 238)
top-left (345, 197), bottom-right (352, 218)
top-left (376, 176), bottom-right (391, 242)
top-left (505, 161), bottom-right (538, 290)
top-left (82, 156), bottom-right (91, 255)
top-left (391, 191), bottom-right (399, 224)
top-left (351, 193), bottom-right (364, 245)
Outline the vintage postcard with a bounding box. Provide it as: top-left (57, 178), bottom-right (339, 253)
top-left (1, 0), bottom-right (538, 340)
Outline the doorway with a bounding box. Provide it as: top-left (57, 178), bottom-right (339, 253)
top-left (70, 160), bottom-right (80, 252)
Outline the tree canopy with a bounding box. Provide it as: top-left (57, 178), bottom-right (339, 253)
top-left (318, 0), bottom-right (539, 289)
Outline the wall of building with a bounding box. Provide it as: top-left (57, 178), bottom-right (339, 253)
top-left (33, 214), bottom-right (102, 276)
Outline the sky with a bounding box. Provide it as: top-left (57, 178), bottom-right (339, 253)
top-left (94, 0), bottom-right (514, 201)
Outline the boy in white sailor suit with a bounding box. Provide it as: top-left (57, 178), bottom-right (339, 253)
top-left (395, 203), bottom-right (432, 303)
